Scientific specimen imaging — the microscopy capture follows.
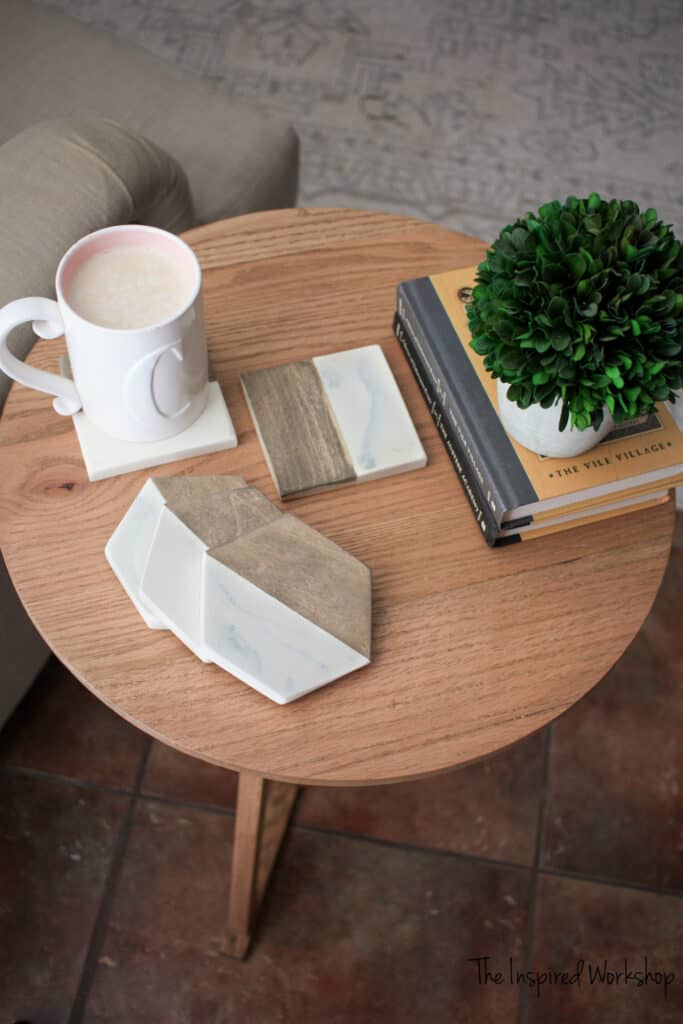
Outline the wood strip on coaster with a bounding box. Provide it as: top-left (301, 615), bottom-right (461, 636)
top-left (209, 513), bottom-right (372, 660)
top-left (240, 361), bottom-right (356, 498)
top-left (153, 476), bottom-right (273, 549)
top-left (153, 475), bottom-right (245, 506)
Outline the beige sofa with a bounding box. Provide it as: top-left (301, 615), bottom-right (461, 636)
top-left (0, 1), bottom-right (300, 727)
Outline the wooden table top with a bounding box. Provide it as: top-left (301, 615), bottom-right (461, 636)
top-left (0, 208), bottom-right (674, 786)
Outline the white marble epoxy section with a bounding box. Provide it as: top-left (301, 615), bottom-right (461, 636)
top-left (202, 555), bottom-right (369, 704)
top-left (70, 380), bottom-right (237, 482)
top-left (313, 345), bottom-right (426, 482)
top-left (139, 506), bottom-right (209, 661)
top-left (105, 478), bottom-right (166, 629)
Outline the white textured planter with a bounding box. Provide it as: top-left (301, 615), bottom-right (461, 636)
top-left (497, 380), bottom-right (614, 458)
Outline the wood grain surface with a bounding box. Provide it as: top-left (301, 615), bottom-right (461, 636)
top-left (227, 773), bottom-right (299, 958)
top-left (241, 360), bottom-right (355, 497)
top-left (155, 475), bottom-right (251, 548)
top-left (0, 208), bottom-right (674, 786)
top-left (211, 513), bottom-right (372, 659)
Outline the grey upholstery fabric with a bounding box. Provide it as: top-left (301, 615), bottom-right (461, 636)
top-left (1, 0), bottom-right (299, 226)
top-left (0, 118), bottom-right (194, 400)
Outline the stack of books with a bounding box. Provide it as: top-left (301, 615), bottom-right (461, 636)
top-left (394, 266), bottom-right (683, 546)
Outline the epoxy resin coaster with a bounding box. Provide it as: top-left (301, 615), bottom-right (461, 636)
top-left (241, 345), bottom-right (427, 498)
top-left (106, 475), bottom-right (372, 704)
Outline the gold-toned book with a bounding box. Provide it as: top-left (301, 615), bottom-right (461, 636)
top-left (507, 491), bottom-right (670, 540)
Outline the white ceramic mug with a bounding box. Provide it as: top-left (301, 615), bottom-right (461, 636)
top-left (0, 224), bottom-right (209, 443)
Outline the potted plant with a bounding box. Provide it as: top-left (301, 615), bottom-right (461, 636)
top-left (466, 193), bottom-right (683, 457)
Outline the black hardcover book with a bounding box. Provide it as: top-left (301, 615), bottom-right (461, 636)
top-left (397, 276), bottom-right (537, 530)
top-left (393, 313), bottom-right (518, 545)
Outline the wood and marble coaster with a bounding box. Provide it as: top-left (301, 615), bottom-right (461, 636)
top-left (106, 475), bottom-right (372, 703)
top-left (141, 478), bottom-right (279, 661)
top-left (203, 512), bottom-right (371, 703)
top-left (60, 356), bottom-right (237, 481)
top-left (105, 474), bottom-right (250, 631)
top-left (240, 344), bottom-right (427, 498)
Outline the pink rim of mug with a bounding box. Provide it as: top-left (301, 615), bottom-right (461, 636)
top-left (55, 224), bottom-right (202, 333)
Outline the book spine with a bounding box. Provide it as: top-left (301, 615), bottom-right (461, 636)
top-left (393, 313), bottom-right (503, 545)
top-left (397, 287), bottom-right (507, 526)
top-left (398, 278), bottom-right (540, 518)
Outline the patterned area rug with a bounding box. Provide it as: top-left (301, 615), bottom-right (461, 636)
top-left (37, 0), bottom-right (683, 242)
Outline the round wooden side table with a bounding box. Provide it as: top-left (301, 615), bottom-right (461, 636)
top-left (0, 209), bottom-right (674, 957)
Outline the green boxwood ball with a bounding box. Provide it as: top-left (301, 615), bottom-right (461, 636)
top-left (466, 194), bottom-right (683, 431)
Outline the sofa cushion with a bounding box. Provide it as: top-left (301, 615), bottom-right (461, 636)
top-left (0, 117), bottom-right (195, 411)
top-left (1, 0), bottom-right (299, 224)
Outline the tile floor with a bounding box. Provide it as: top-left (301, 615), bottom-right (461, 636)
top-left (1, 517), bottom-right (681, 1023)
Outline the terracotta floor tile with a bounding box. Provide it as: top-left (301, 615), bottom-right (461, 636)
top-left (0, 657), bottom-right (147, 788)
top-left (542, 611), bottom-right (683, 890)
top-left (84, 798), bottom-right (531, 1023)
top-left (527, 874), bottom-right (683, 1023)
top-left (142, 740), bottom-right (238, 810)
top-left (295, 731), bottom-right (545, 866)
top-left (0, 771), bottom-right (128, 1023)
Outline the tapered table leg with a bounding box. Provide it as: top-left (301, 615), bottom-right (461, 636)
top-left (226, 771), bottom-right (299, 958)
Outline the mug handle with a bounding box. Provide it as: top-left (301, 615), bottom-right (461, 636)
top-left (0, 297), bottom-right (81, 415)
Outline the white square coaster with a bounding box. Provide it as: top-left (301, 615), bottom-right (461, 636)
top-left (60, 359), bottom-right (237, 481)
top-left (241, 344), bottom-right (427, 499)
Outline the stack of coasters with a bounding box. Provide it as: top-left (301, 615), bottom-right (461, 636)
top-left (60, 357), bottom-right (237, 482)
top-left (105, 475), bottom-right (372, 704)
top-left (241, 344), bottom-right (427, 498)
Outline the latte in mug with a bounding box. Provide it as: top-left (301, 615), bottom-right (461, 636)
top-left (65, 243), bottom-right (196, 330)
